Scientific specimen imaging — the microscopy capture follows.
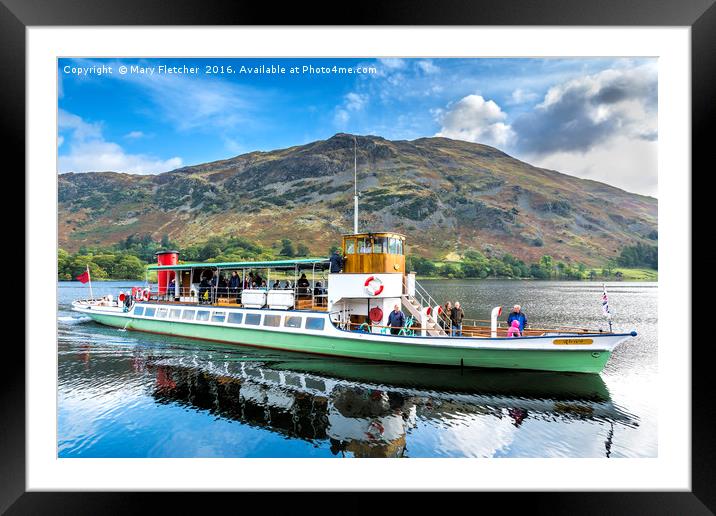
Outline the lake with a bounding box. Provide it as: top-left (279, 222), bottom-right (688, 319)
top-left (57, 279), bottom-right (657, 458)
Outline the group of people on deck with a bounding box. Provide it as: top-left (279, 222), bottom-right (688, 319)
top-left (385, 302), bottom-right (528, 337)
top-left (437, 302), bottom-right (527, 337)
top-left (189, 270), bottom-right (325, 304)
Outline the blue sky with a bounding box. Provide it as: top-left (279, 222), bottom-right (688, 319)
top-left (58, 57), bottom-right (657, 196)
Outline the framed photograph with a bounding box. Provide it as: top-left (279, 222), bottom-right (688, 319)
top-left (9, 0), bottom-right (710, 512)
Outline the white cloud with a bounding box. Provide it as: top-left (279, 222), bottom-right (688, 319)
top-left (344, 92), bottom-right (368, 112)
top-left (508, 88), bottom-right (538, 105)
top-left (378, 58), bottom-right (407, 70)
top-left (417, 60), bottom-right (439, 74)
top-left (333, 92), bottom-right (369, 128)
top-left (71, 58), bottom-right (263, 133)
top-left (58, 109), bottom-right (182, 174)
top-left (124, 130), bottom-right (144, 139)
top-left (333, 109), bottom-right (350, 127)
top-left (525, 136), bottom-right (658, 197)
top-left (435, 94), bottom-right (515, 148)
top-left (513, 63), bottom-right (657, 155)
top-left (58, 135), bottom-right (64, 147)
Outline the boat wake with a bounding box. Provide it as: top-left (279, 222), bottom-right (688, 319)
top-left (58, 315), bottom-right (93, 326)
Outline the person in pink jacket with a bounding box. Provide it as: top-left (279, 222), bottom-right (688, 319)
top-left (507, 319), bottom-right (522, 337)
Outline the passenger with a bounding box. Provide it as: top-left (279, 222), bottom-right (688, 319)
top-left (254, 272), bottom-right (263, 288)
top-left (260, 280), bottom-right (268, 291)
top-left (168, 277), bottom-right (176, 299)
top-left (450, 302), bottom-right (464, 336)
top-left (441, 301), bottom-right (452, 330)
top-left (218, 274), bottom-right (228, 298)
top-left (507, 305), bottom-right (528, 333)
top-left (507, 319), bottom-right (522, 337)
top-left (329, 250), bottom-right (344, 273)
top-left (229, 271), bottom-right (240, 300)
top-left (297, 273), bottom-right (310, 294)
top-left (198, 276), bottom-right (211, 304)
top-left (387, 304), bottom-right (406, 335)
top-left (284, 280), bottom-right (292, 289)
top-left (245, 272), bottom-right (254, 290)
top-left (272, 280), bottom-right (281, 290)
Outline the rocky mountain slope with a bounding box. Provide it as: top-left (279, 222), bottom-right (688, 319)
top-left (58, 133), bottom-right (657, 265)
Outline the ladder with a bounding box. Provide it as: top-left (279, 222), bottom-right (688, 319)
top-left (401, 277), bottom-right (449, 337)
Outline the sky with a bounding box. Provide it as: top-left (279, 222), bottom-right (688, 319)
top-left (57, 57), bottom-right (658, 197)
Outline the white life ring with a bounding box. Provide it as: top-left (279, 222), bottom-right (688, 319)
top-left (133, 288), bottom-right (143, 301)
top-left (142, 288), bottom-right (151, 301)
top-left (364, 276), bottom-right (384, 296)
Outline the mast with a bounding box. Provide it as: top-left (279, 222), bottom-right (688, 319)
top-left (353, 135), bottom-right (358, 234)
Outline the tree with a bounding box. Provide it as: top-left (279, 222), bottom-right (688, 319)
top-left (296, 243), bottom-right (310, 257)
top-left (280, 239), bottom-right (296, 257)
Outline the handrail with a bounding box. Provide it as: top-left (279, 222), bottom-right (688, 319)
top-left (403, 276), bottom-right (453, 333)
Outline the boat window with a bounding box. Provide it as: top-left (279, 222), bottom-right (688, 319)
top-left (388, 238), bottom-right (398, 254)
top-left (156, 308), bottom-right (168, 318)
top-left (263, 314), bottom-right (282, 327)
top-left (285, 316), bottom-right (303, 328)
top-left (169, 308), bottom-right (182, 319)
top-left (211, 311), bottom-right (226, 323)
top-left (305, 317), bottom-right (325, 331)
top-left (227, 312), bottom-right (243, 325)
top-left (373, 237), bottom-right (387, 254)
top-left (358, 237), bottom-right (371, 254)
top-left (133, 306), bottom-right (145, 316)
top-left (181, 309), bottom-right (195, 321)
top-left (196, 310), bottom-right (210, 322)
top-left (144, 307), bottom-right (156, 317)
top-left (345, 238), bottom-right (355, 254)
top-left (245, 313), bottom-right (261, 325)
top-left (396, 238), bottom-right (404, 255)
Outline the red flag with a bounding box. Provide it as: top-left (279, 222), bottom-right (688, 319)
top-left (76, 269), bottom-right (90, 283)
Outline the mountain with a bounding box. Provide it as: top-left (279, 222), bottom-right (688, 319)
top-left (58, 133), bottom-right (657, 266)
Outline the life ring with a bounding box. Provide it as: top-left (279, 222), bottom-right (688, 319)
top-left (364, 276), bottom-right (384, 296)
top-left (118, 292), bottom-right (126, 302)
top-left (133, 287), bottom-right (143, 301)
top-left (142, 288), bottom-right (150, 301)
top-left (369, 306), bottom-right (383, 323)
top-left (426, 306), bottom-right (432, 316)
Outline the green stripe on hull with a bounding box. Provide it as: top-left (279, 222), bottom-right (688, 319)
top-left (88, 313), bottom-right (611, 374)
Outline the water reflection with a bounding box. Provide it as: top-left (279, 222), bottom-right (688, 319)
top-left (140, 353), bottom-right (636, 458)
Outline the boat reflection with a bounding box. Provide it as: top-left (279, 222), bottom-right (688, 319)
top-left (147, 353), bottom-right (637, 458)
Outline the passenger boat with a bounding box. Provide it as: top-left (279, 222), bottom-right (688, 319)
top-left (71, 229), bottom-right (636, 374)
top-left (71, 139), bottom-right (635, 374)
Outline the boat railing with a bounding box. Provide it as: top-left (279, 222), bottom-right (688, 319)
top-left (403, 277), bottom-right (453, 333)
top-left (121, 285), bottom-right (328, 311)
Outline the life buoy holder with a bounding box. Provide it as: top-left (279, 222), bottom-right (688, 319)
top-left (364, 276), bottom-right (384, 296)
top-left (142, 288), bottom-right (150, 301)
top-left (369, 306), bottom-right (383, 323)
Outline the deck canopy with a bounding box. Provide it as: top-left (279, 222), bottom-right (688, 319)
top-left (147, 257), bottom-right (330, 272)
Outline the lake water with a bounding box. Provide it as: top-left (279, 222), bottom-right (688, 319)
top-left (57, 279), bottom-right (657, 458)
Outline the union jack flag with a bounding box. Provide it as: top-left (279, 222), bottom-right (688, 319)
top-left (601, 284), bottom-right (612, 320)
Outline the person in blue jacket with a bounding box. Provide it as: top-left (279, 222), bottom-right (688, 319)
top-left (507, 305), bottom-right (528, 332)
top-left (329, 250), bottom-right (344, 273)
top-left (387, 304), bottom-right (406, 335)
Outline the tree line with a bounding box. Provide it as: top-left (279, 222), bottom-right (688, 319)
top-left (58, 232), bottom-right (657, 281)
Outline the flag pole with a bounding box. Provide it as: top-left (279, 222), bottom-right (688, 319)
top-left (87, 264), bottom-right (94, 300)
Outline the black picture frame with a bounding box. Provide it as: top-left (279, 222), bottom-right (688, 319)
top-left (6, 0), bottom-right (711, 512)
